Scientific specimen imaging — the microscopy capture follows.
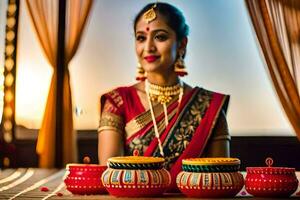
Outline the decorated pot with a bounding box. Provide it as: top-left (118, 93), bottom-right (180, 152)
top-left (177, 157), bottom-right (244, 198)
top-left (64, 164), bottom-right (107, 195)
top-left (245, 157), bottom-right (298, 197)
top-left (101, 156), bottom-right (171, 197)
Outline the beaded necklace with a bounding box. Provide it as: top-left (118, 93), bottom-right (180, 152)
top-left (145, 79), bottom-right (184, 157)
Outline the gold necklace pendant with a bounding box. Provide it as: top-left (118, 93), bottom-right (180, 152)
top-left (147, 81), bottom-right (181, 104)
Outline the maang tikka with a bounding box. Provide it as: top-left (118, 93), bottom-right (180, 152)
top-left (143, 3), bottom-right (157, 24)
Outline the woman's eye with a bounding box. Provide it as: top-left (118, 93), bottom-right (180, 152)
top-left (155, 34), bottom-right (168, 41)
top-left (136, 35), bottom-right (146, 42)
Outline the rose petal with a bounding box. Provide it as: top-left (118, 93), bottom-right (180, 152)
top-left (40, 186), bottom-right (49, 192)
top-left (56, 192), bottom-right (63, 197)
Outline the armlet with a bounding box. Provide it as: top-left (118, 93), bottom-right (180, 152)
top-left (98, 112), bottom-right (124, 134)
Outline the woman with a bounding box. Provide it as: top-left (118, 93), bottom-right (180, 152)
top-left (98, 2), bottom-right (230, 190)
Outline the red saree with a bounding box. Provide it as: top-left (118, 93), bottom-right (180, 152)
top-left (99, 85), bottom-right (230, 191)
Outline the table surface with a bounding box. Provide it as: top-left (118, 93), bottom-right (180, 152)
top-left (0, 168), bottom-right (299, 200)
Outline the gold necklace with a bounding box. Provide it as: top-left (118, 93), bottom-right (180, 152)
top-left (145, 79), bottom-right (184, 157)
top-left (147, 81), bottom-right (182, 104)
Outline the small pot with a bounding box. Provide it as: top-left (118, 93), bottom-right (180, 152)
top-left (101, 156), bottom-right (171, 197)
top-left (177, 157), bottom-right (244, 198)
top-left (245, 157), bottom-right (298, 197)
top-left (64, 164), bottom-right (107, 195)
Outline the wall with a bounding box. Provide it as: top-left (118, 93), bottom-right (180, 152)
top-left (13, 134), bottom-right (300, 171)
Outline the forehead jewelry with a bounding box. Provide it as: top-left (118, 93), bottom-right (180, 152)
top-left (143, 3), bottom-right (157, 24)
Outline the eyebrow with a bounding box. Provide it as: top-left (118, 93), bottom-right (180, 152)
top-left (135, 29), bottom-right (169, 35)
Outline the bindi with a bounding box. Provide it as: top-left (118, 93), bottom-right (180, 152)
top-left (146, 27), bottom-right (150, 31)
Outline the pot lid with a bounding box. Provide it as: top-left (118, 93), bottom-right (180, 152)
top-left (246, 157), bottom-right (295, 174)
top-left (66, 156), bottom-right (107, 169)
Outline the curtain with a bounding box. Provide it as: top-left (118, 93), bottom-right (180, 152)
top-left (26, 0), bottom-right (94, 167)
top-left (245, 0), bottom-right (300, 141)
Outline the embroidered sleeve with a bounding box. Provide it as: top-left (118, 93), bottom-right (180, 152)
top-left (105, 90), bottom-right (124, 108)
top-left (98, 90), bottom-right (125, 134)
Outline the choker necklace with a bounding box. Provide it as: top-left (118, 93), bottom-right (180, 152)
top-left (147, 81), bottom-right (182, 105)
top-left (145, 79), bottom-right (184, 157)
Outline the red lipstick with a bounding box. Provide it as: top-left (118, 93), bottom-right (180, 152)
top-left (144, 55), bottom-right (159, 63)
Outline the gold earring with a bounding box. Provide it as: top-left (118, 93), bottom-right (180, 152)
top-left (136, 63), bottom-right (147, 81)
top-left (174, 51), bottom-right (188, 77)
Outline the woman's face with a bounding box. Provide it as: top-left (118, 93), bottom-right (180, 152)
top-left (135, 14), bottom-right (180, 75)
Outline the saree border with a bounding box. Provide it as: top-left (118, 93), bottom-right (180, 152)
top-left (125, 96), bottom-right (179, 141)
top-left (168, 92), bottom-right (229, 189)
top-left (143, 87), bottom-right (198, 157)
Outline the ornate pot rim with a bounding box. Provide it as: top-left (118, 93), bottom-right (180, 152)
top-left (182, 157), bottom-right (240, 166)
top-left (67, 163), bottom-right (107, 168)
top-left (66, 164), bottom-right (107, 172)
top-left (246, 167), bottom-right (295, 174)
top-left (67, 163), bottom-right (106, 167)
top-left (108, 156), bottom-right (165, 170)
top-left (108, 156), bottom-right (164, 164)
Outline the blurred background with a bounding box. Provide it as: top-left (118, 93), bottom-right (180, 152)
top-left (0, 0), bottom-right (292, 136)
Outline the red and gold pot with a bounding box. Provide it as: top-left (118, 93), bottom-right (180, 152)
top-left (64, 164), bottom-right (107, 195)
top-left (101, 156), bottom-right (171, 197)
top-left (177, 157), bottom-right (244, 198)
top-left (245, 157), bottom-right (298, 197)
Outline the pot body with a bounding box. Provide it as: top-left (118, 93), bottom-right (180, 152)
top-left (245, 167), bottom-right (298, 197)
top-left (101, 167), bottom-right (171, 197)
top-left (64, 164), bottom-right (107, 195)
top-left (177, 171), bottom-right (244, 198)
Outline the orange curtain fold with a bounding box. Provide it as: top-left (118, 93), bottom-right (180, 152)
top-left (25, 0), bottom-right (58, 66)
top-left (61, 0), bottom-right (94, 166)
top-left (25, 0), bottom-right (94, 167)
top-left (62, 70), bottom-right (75, 165)
top-left (36, 72), bottom-right (57, 167)
top-left (25, 0), bottom-right (58, 168)
top-left (65, 0), bottom-right (94, 62)
top-left (245, 0), bottom-right (300, 140)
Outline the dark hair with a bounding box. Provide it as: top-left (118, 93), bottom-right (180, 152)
top-left (134, 2), bottom-right (189, 42)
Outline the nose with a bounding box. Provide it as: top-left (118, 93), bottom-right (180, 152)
top-left (145, 38), bottom-right (156, 52)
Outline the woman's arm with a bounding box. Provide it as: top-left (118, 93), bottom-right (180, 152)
top-left (98, 130), bottom-right (124, 165)
top-left (203, 110), bottom-right (231, 157)
top-left (98, 99), bottom-right (125, 165)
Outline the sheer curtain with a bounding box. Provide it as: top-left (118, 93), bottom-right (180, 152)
top-left (25, 0), bottom-right (94, 167)
top-left (245, 0), bottom-right (300, 140)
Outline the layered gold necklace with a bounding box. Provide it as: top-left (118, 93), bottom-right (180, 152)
top-left (145, 79), bottom-right (184, 157)
top-left (147, 81), bottom-right (182, 104)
